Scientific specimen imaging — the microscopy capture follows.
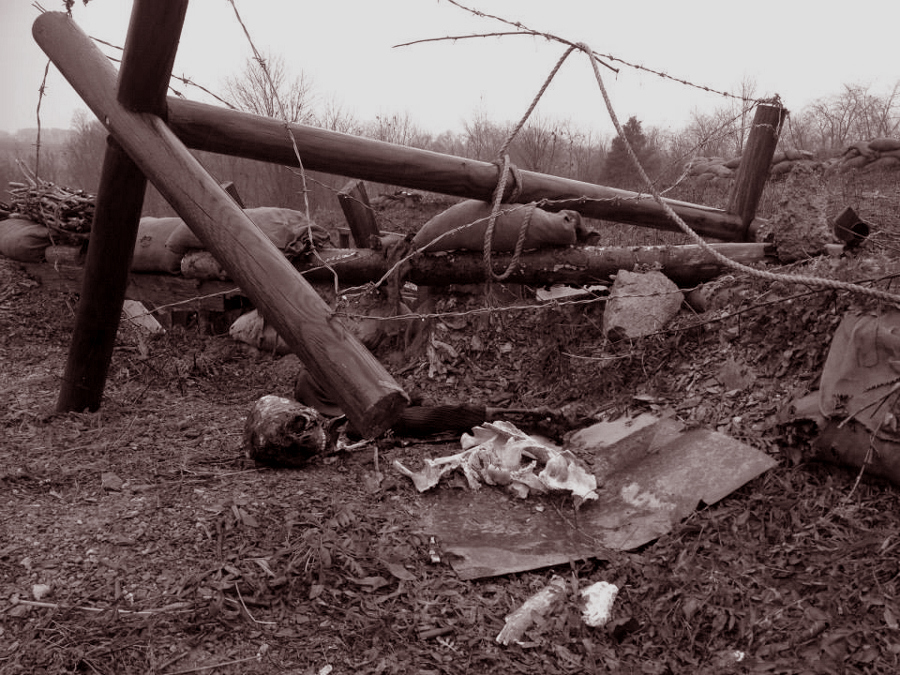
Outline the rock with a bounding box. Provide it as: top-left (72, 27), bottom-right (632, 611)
top-left (101, 472), bottom-right (124, 491)
top-left (769, 163), bottom-right (831, 263)
top-left (602, 270), bottom-right (684, 341)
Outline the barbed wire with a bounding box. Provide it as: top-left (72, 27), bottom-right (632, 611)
top-left (576, 41), bottom-right (900, 306)
top-left (33, 59), bottom-right (52, 180)
top-left (87, 35), bottom-right (238, 110)
top-left (424, 0), bottom-right (769, 105)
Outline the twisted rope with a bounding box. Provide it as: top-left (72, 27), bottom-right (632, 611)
top-left (577, 42), bottom-right (900, 307)
top-left (483, 45), bottom-right (577, 282)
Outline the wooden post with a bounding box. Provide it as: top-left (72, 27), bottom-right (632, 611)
top-left (221, 181), bottom-right (245, 207)
top-left (727, 99), bottom-right (787, 240)
top-left (56, 138), bottom-right (147, 411)
top-left (337, 180), bottom-right (379, 247)
top-left (164, 99), bottom-right (759, 242)
top-left (34, 11), bottom-right (407, 436)
top-left (116, 0), bottom-right (188, 116)
top-left (56, 0), bottom-right (187, 412)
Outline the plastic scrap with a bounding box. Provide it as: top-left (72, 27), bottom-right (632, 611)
top-left (495, 575), bottom-right (568, 645)
top-left (393, 420), bottom-right (597, 502)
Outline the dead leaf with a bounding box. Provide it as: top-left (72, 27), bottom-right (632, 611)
top-left (237, 507), bottom-right (259, 528)
top-left (383, 560), bottom-right (416, 581)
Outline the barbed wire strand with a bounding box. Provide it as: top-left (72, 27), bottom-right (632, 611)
top-left (439, 0), bottom-right (767, 105)
top-left (33, 59), bottom-right (52, 181)
top-left (576, 41), bottom-right (900, 307)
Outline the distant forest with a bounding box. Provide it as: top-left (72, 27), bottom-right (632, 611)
top-left (2, 56), bottom-right (897, 219)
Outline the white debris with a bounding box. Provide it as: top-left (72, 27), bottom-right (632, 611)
top-left (581, 581), bottom-right (618, 627)
top-left (393, 420), bottom-right (597, 502)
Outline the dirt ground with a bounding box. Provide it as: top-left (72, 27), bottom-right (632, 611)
top-left (4, 171), bottom-right (900, 674)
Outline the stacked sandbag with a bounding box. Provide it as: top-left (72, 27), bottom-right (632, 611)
top-left (164, 206), bottom-right (316, 256)
top-left (838, 137), bottom-right (900, 172)
top-left (132, 217), bottom-right (184, 273)
top-left (686, 149), bottom-right (818, 183)
top-left (767, 149), bottom-right (817, 176)
top-left (686, 157), bottom-right (736, 183)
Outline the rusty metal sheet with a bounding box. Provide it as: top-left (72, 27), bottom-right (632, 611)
top-left (423, 418), bottom-right (777, 579)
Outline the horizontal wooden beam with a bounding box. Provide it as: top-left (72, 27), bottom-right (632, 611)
top-left (27, 243), bottom-right (776, 304)
top-left (164, 99), bottom-right (758, 242)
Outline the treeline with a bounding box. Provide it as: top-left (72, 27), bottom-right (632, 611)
top-left (2, 59), bottom-right (898, 219)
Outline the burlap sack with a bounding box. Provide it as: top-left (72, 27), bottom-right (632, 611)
top-left (862, 156), bottom-right (900, 171)
top-left (842, 155), bottom-right (871, 170)
top-left (410, 200), bottom-right (579, 253)
top-left (817, 311), bottom-right (900, 429)
top-left (165, 206), bottom-right (314, 254)
top-left (0, 216), bottom-right (50, 262)
top-left (869, 137), bottom-right (900, 153)
top-left (131, 217), bottom-right (183, 274)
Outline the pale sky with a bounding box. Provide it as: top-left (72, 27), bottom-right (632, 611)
top-left (2, 0), bottom-right (898, 138)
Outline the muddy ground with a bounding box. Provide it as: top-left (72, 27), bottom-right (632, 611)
top-left (3, 169), bottom-right (900, 674)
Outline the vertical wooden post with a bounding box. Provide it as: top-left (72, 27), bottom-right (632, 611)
top-left (117, 0), bottom-right (189, 117)
top-left (727, 98), bottom-right (787, 240)
top-left (337, 180), bottom-right (380, 247)
top-left (56, 0), bottom-right (188, 412)
top-left (56, 138), bottom-right (147, 411)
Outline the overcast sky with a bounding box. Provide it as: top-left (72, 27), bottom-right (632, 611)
top-left (2, 0), bottom-right (898, 138)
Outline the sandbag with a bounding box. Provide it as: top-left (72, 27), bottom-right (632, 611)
top-left (842, 155), bottom-right (871, 170)
top-left (165, 206), bottom-right (315, 254)
top-left (862, 156), bottom-right (900, 171)
top-left (868, 137), bottom-right (900, 153)
top-left (790, 311), bottom-right (900, 485)
top-left (0, 216), bottom-right (50, 262)
top-left (410, 200), bottom-right (579, 253)
top-left (181, 250), bottom-right (229, 280)
top-left (783, 148), bottom-right (815, 161)
top-left (131, 217), bottom-right (183, 274)
top-left (769, 160), bottom-right (794, 176)
top-left (229, 309), bottom-right (290, 355)
top-left (45, 245), bottom-right (85, 266)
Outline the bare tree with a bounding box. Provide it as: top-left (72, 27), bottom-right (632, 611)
top-left (462, 107), bottom-right (508, 161)
top-left (63, 110), bottom-right (107, 192)
top-left (510, 115), bottom-right (563, 174)
top-left (224, 52), bottom-right (314, 123)
top-left (363, 111), bottom-right (432, 149)
top-left (802, 82), bottom-right (900, 150)
top-left (315, 97), bottom-right (363, 135)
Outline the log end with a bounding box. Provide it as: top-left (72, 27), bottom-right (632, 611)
top-left (353, 388), bottom-right (409, 439)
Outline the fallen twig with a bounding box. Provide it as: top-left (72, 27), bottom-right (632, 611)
top-left (8, 598), bottom-right (192, 616)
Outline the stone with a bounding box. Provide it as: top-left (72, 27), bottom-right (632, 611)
top-left (602, 270), bottom-right (683, 340)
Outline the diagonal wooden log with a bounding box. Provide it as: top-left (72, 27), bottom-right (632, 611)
top-left (164, 99), bottom-right (759, 242)
top-left (57, 0), bottom-right (187, 413)
top-left (34, 11), bottom-right (407, 436)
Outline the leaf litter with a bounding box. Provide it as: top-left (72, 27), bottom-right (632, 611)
top-left (3, 175), bottom-right (900, 673)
